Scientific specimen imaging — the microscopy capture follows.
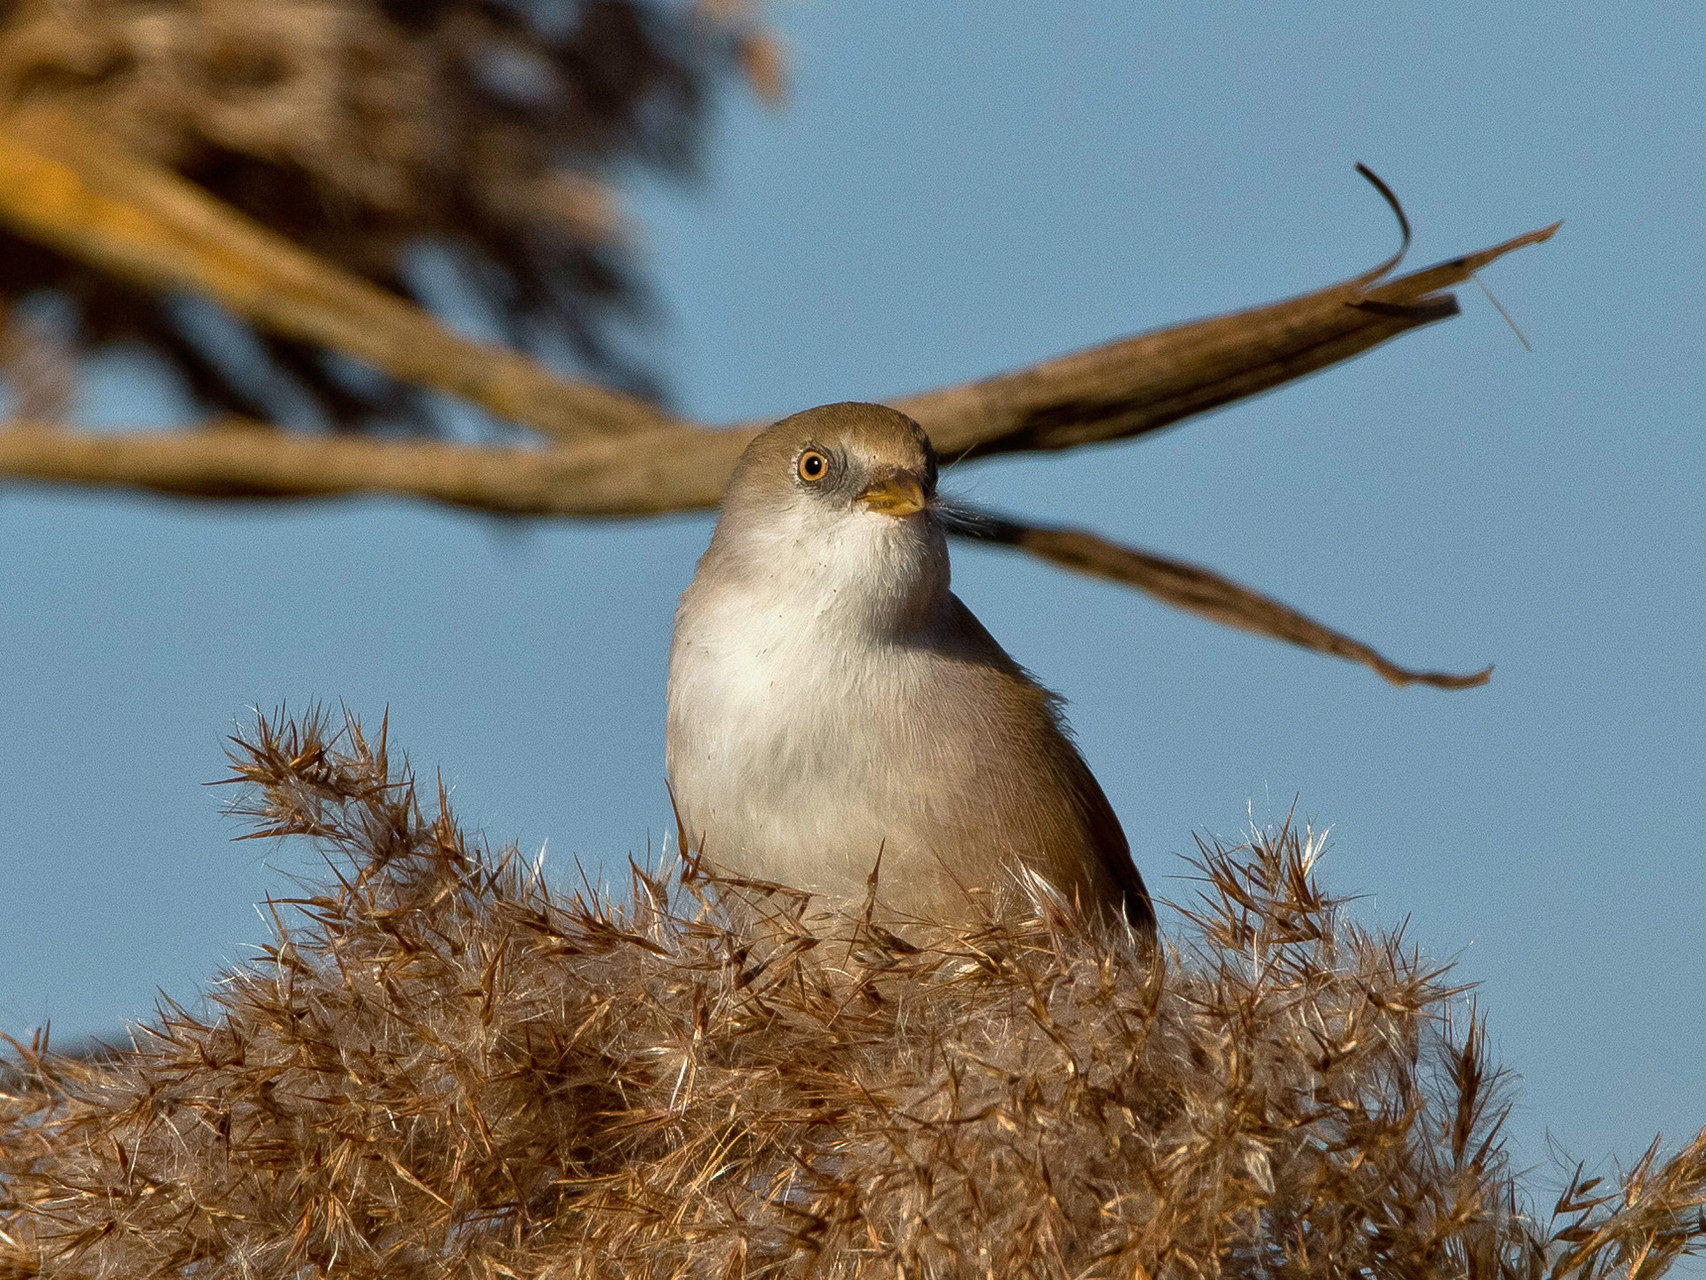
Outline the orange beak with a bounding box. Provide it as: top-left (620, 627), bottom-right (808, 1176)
top-left (857, 468), bottom-right (928, 518)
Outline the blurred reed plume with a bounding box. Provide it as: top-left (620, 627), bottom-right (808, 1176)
top-left (3, 709), bottom-right (1701, 1278)
top-left (0, 0), bottom-right (768, 425)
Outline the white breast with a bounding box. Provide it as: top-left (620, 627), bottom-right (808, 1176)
top-left (665, 503), bottom-right (948, 899)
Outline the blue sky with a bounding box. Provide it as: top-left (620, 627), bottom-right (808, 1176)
top-left (2, 1), bottom-right (1701, 1224)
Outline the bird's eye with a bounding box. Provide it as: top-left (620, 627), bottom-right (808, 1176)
top-left (797, 449), bottom-right (829, 483)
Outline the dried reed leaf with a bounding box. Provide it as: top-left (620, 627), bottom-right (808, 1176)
top-left (0, 121), bottom-right (1555, 503)
top-left (955, 511), bottom-right (1491, 688)
top-left (0, 210), bottom-right (1558, 520)
top-left (0, 131), bottom-right (1555, 686)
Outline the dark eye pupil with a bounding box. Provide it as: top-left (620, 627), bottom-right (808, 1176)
top-left (803, 455), bottom-right (822, 476)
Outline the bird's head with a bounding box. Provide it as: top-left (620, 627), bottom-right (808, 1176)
top-left (728, 401), bottom-right (938, 521)
top-left (704, 402), bottom-right (949, 630)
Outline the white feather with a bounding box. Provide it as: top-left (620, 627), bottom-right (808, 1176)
top-left (667, 479), bottom-right (950, 898)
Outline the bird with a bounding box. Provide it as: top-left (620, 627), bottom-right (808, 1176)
top-left (665, 401), bottom-right (1155, 936)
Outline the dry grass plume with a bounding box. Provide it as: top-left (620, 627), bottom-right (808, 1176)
top-left (2, 709), bottom-right (1702, 1278)
top-left (0, 0), bottom-right (767, 423)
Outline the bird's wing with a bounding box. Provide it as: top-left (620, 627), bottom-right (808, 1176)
top-left (936, 594), bottom-right (1157, 936)
top-left (1057, 740), bottom-right (1157, 936)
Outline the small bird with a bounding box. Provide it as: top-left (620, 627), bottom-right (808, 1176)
top-left (666, 402), bottom-right (1155, 935)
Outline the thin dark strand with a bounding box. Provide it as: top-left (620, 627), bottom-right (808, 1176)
top-left (1473, 271), bottom-right (1536, 351)
top-left (1354, 161), bottom-right (1414, 283)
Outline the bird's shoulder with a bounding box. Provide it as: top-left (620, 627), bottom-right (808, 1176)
top-left (916, 593), bottom-right (1064, 720)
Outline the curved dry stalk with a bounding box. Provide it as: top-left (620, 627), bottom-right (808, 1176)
top-left (0, 107), bottom-right (1556, 475)
top-left (899, 227), bottom-right (1557, 461)
top-left (0, 420), bottom-right (743, 516)
top-left (954, 511), bottom-right (1492, 688)
top-left (0, 108), bottom-right (1559, 685)
top-left (0, 207), bottom-right (1557, 520)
